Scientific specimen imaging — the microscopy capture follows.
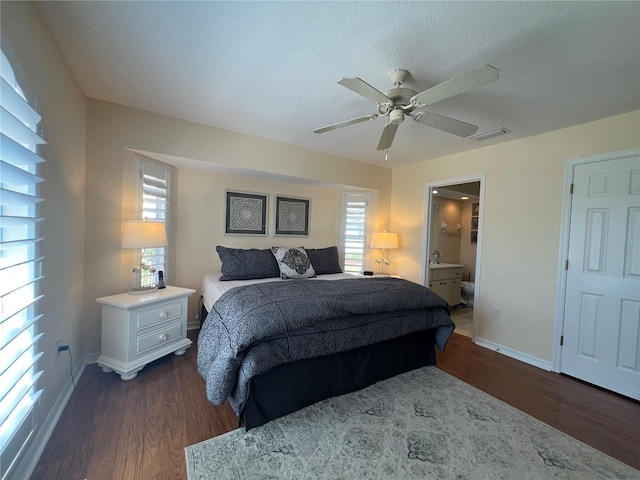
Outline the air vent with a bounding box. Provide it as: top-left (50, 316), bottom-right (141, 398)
top-left (470, 127), bottom-right (510, 141)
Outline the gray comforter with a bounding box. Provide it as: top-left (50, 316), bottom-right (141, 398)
top-left (197, 277), bottom-right (454, 415)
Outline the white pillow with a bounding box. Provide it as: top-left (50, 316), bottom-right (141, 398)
top-left (270, 247), bottom-right (316, 279)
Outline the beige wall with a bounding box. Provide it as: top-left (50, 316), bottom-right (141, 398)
top-left (429, 198), bottom-right (477, 280)
top-left (390, 110), bottom-right (640, 362)
top-left (430, 197), bottom-right (477, 280)
top-left (432, 198), bottom-right (463, 264)
top-left (86, 99), bottom-right (392, 353)
top-left (1, 0), bottom-right (87, 462)
top-left (173, 167), bottom-right (346, 322)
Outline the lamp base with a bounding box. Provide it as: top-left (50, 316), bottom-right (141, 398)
top-left (128, 286), bottom-right (158, 295)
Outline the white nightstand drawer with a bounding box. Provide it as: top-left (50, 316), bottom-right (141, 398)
top-left (137, 301), bottom-right (182, 330)
top-left (137, 322), bottom-right (182, 355)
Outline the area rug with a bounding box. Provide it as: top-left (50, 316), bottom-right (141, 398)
top-left (185, 367), bottom-right (638, 479)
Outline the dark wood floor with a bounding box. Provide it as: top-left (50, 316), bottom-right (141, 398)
top-left (32, 331), bottom-right (640, 479)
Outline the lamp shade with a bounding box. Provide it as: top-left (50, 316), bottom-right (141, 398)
top-left (370, 232), bottom-right (398, 249)
top-left (122, 220), bottom-right (168, 249)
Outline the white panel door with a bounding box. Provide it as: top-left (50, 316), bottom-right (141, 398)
top-left (561, 154), bottom-right (640, 400)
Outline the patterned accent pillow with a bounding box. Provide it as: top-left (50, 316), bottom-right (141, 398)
top-left (216, 246), bottom-right (281, 281)
top-left (305, 246), bottom-right (343, 275)
top-left (271, 247), bottom-right (316, 279)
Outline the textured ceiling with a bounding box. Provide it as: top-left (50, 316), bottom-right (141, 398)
top-left (36, 1), bottom-right (640, 167)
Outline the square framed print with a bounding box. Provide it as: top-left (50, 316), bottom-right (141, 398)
top-left (225, 190), bottom-right (268, 235)
top-left (275, 196), bottom-right (310, 236)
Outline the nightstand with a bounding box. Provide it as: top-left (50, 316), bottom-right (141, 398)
top-left (96, 286), bottom-right (195, 380)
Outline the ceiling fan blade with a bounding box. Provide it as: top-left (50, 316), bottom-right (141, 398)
top-left (313, 115), bottom-right (378, 134)
top-left (338, 77), bottom-right (391, 104)
top-left (376, 123), bottom-right (399, 150)
top-left (411, 65), bottom-right (499, 106)
top-left (414, 111), bottom-right (479, 137)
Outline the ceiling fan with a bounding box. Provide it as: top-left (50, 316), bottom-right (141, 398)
top-left (314, 65), bottom-right (499, 151)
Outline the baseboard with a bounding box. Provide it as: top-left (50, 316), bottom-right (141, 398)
top-left (474, 337), bottom-right (552, 371)
top-left (85, 352), bottom-right (100, 364)
top-left (10, 352), bottom-right (91, 480)
top-left (187, 320), bottom-right (200, 330)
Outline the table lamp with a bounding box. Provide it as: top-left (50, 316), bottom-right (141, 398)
top-left (122, 219), bottom-right (168, 294)
top-left (370, 231), bottom-right (398, 276)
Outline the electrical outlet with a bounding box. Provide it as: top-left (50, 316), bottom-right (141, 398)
top-left (56, 336), bottom-right (69, 355)
top-left (492, 307), bottom-right (502, 318)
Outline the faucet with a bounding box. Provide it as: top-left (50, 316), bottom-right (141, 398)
top-left (432, 250), bottom-right (441, 264)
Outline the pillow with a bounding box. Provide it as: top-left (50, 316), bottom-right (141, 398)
top-left (305, 246), bottom-right (343, 275)
top-left (216, 246), bottom-right (281, 281)
top-left (271, 247), bottom-right (316, 279)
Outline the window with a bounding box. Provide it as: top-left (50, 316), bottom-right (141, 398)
top-left (0, 50), bottom-right (45, 477)
top-left (342, 192), bottom-right (369, 273)
top-left (136, 158), bottom-right (172, 287)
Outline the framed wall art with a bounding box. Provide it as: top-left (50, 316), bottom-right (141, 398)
top-left (225, 190), bottom-right (268, 235)
top-left (274, 196), bottom-right (310, 236)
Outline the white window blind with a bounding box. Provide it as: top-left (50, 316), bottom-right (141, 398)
top-left (137, 158), bottom-right (171, 287)
top-left (342, 193), bottom-right (369, 273)
top-left (0, 51), bottom-right (45, 479)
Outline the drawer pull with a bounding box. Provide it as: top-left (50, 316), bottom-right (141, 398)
top-left (137, 301), bottom-right (182, 330)
top-left (159, 334), bottom-right (168, 341)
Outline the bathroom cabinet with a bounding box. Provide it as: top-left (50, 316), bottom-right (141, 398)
top-left (429, 264), bottom-right (463, 306)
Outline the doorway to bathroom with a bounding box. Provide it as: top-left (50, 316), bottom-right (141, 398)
top-left (423, 175), bottom-right (484, 340)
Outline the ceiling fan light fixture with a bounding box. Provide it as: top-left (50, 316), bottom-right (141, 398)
top-left (389, 109), bottom-right (404, 125)
top-left (470, 127), bottom-right (510, 141)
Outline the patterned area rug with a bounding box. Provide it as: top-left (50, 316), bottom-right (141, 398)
top-left (185, 367), bottom-right (638, 479)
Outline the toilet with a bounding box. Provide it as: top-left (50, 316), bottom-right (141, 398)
top-left (461, 281), bottom-right (474, 306)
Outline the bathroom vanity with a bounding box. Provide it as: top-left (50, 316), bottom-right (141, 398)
top-left (429, 263), bottom-right (463, 306)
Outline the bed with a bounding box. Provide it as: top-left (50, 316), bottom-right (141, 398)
top-left (197, 246), bottom-right (455, 429)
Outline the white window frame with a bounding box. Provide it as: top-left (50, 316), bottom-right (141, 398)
top-left (134, 156), bottom-right (173, 286)
top-left (341, 192), bottom-right (370, 274)
top-left (0, 48), bottom-right (46, 480)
